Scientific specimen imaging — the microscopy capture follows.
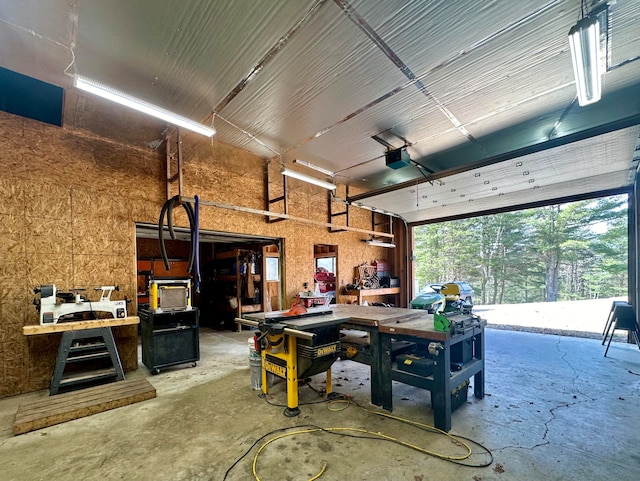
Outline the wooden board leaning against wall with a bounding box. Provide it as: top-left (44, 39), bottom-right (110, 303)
top-left (0, 108), bottom-right (402, 398)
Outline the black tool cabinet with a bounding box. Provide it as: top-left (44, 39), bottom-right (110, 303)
top-left (140, 308), bottom-right (200, 374)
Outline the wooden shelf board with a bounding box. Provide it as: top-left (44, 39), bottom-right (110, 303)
top-left (241, 304), bottom-right (263, 313)
top-left (345, 287), bottom-right (401, 297)
top-left (14, 378), bottom-right (156, 435)
top-left (23, 317), bottom-right (140, 336)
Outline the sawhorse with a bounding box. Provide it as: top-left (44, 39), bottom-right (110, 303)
top-left (50, 327), bottom-right (125, 395)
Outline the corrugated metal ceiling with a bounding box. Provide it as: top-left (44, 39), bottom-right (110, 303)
top-left (1, 0), bottom-right (639, 224)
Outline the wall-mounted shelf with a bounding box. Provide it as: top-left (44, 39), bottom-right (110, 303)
top-left (344, 287), bottom-right (401, 306)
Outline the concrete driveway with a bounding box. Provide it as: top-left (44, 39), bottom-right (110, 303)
top-left (474, 297), bottom-right (628, 339)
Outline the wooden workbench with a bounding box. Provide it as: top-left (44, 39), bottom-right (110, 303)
top-left (246, 308), bottom-right (352, 331)
top-left (343, 287), bottom-right (401, 305)
top-left (23, 317), bottom-right (140, 395)
top-left (242, 305), bottom-right (485, 431)
top-left (23, 316), bottom-right (140, 335)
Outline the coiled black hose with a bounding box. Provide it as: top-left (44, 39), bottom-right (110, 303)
top-left (158, 195), bottom-right (179, 271)
top-left (158, 195), bottom-right (196, 274)
top-left (183, 201), bottom-right (196, 274)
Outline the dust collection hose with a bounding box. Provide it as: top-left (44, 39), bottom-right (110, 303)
top-left (183, 200), bottom-right (196, 274)
top-left (158, 195), bottom-right (196, 274)
top-left (193, 195), bottom-right (200, 293)
top-left (167, 195), bottom-right (178, 240)
top-left (158, 196), bottom-right (178, 271)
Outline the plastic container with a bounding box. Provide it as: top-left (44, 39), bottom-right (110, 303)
top-left (248, 337), bottom-right (260, 359)
top-left (372, 259), bottom-right (390, 274)
top-left (248, 337), bottom-right (262, 389)
top-left (249, 358), bottom-right (262, 390)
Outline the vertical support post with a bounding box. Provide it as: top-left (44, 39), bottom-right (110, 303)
top-left (166, 129), bottom-right (184, 200)
top-left (101, 327), bottom-right (125, 381)
top-left (325, 366), bottom-right (332, 395)
top-left (264, 162), bottom-right (288, 222)
top-left (374, 333), bottom-right (394, 411)
top-left (261, 351), bottom-right (269, 396)
top-left (629, 188), bottom-right (638, 337)
top-left (329, 185), bottom-right (349, 232)
top-left (432, 340), bottom-right (452, 432)
top-left (372, 211), bottom-right (393, 237)
top-left (50, 331), bottom-right (75, 395)
top-left (473, 328), bottom-right (485, 399)
top-left (284, 334), bottom-right (300, 417)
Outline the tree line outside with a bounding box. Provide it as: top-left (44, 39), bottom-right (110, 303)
top-left (412, 194), bottom-right (628, 305)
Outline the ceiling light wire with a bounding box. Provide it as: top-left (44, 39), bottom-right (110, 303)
top-left (608, 55), bottom-right (640, 71)
top-left (209, 112), bottom-right (217, 145)
top-left (63, 47), bottom-right (77, 77)
top-left (215, 114), bottom-right (281, 156)
top-left (0, 16), bottom-right (77, 78)
top-left (547, 97), bottom-right (579, 139)
top-left (65, 0), bottom-right (79, 76)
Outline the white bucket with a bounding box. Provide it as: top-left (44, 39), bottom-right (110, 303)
top-left (248, 337), bottom-right (278, 388)
top-left (248, 337), bottom-right (262, 389)
top-left (249, 357), bottom-right (262, 390)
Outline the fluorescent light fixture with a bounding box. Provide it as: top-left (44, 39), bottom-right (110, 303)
top-left (281, 168), bottom-right (336, 190)
top-left (74, 75), bottom-right (216, 137)
top-left (568, 16), bottom-right (602, 106)
top-left (364, 239), bottom-right (396, 248)
top-left (293, 159), bottom-right (335, 177)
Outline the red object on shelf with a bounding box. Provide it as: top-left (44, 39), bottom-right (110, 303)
top-left (314, 271), bottom-right (335, 282)
top-left (372, 260), bottom-right (389, 272)
top-left (372, 260), bottom-right (391, 278)
top-left (318, 282), bottom-right (335, 293)
top-left (315, 271), bottom-right (336, 294)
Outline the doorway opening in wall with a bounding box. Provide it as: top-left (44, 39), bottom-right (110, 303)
top-left (135, 223), bottom-right (283, 330)
top-left (411, 193), bottom-right (629, 339)
top-left (314, 244), bottom-right (338, 304)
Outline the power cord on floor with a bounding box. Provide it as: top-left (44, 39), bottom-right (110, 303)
top-left (260, 378), bottom-right (331, 408)
top-left (224, 389), bottom-right (493, 480)
top-left (343, 394), bottom-right (494, 467)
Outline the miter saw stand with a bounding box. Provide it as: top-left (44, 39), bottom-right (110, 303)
top-left (33, 284), bottom-right (128, 325)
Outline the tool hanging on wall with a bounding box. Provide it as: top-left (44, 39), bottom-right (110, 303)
top-left (158, 194), bottom-right (201, 293)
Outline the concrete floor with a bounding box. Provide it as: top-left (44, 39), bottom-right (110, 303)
top-left (1, 327), bottom-right (639, 481)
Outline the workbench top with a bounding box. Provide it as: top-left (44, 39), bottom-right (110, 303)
top-left (242, 307), bottom-right (350, 330)
top-left (378, 313), bottom-right (486, 341)
top-left (23, 316), bottom-right (140, 336)
top-left (243, 305), bottom-right (483, 338)
top-left (333, 304), bottom-right (428, 326)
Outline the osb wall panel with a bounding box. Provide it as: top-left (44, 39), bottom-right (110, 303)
top-left (0, 110), bottom-right (395, 398)
top-left (0, 113), bottom-right (152, 397)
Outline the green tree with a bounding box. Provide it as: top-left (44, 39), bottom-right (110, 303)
top-left (412, 194), bottom-right (628, 305)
